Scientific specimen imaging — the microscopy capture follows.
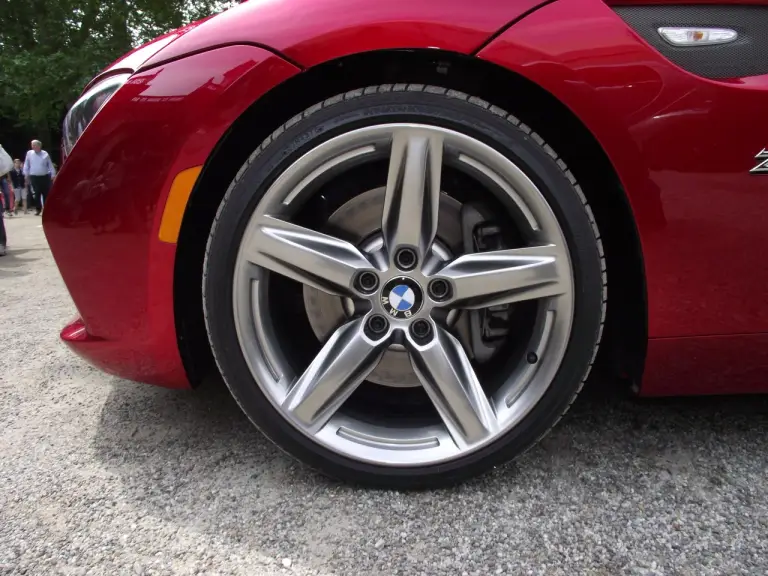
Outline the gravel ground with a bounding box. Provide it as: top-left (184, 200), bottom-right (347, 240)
top-left (1, 215), bottom-right (768, 576)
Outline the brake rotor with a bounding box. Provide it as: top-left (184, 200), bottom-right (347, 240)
top-left (302, 187), bottom-right (464, 387)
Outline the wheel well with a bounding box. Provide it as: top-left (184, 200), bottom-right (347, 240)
top-left (174, 49), bottom-right (647, 387)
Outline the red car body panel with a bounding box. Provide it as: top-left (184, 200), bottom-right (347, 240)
top-left (605, 0), bottom-right (766, 5)
top-left (45, 46), bottom-right (299, 387)
top-left (138, 0), bottom-right (550, 71)
top-left (45, 0), bottom-right (768, 396)
top-left (644, 334), bottom-right (768, 396)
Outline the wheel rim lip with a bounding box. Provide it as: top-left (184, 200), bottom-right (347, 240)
top-left (231, 122), bottom-right (575, 467)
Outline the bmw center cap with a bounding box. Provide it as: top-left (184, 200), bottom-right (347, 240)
top-left (381, 277), bottom-right (424, 319)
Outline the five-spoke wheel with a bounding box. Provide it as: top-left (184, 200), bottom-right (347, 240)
top-left (204, 86), bottom-right (605, 487)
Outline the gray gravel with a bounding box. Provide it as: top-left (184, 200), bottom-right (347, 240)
top-left (1, 215), bottom-right (768, 576)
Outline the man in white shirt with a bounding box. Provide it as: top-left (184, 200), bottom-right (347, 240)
top-left (23, 140), bottom-right (56, 216)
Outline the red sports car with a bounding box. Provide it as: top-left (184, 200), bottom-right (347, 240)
top-left (45, 0), bottom-right (768, 487)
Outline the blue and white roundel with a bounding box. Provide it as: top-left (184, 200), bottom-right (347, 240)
top-left (388, 284), bottom-right (416, 312)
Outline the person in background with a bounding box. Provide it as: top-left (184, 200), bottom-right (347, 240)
top-left (0, 144), bottom-right (9, 252)
top-left (1, 171), bottom-right (12, 217)
top-left (23, 139), bottom-right (56, 216)
top-left (0, 177), bottom-right (6, 254)
top-left (9, 159), bottom-right (27, 214)
top-left (0, 204), bottom-right (6, 254)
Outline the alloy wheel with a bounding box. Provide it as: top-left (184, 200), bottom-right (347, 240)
top-left (230, 123), bottom-right (575, 466)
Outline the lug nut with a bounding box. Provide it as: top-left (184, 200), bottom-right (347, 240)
top-left (394, 248), bottom-right (417, 271)
top-left (356, 271), bottom-right (379, 293)
top-left (411, 319), bottom-right (432, 339)
top-left (428, 279), bottom-right (450, 301)
top-left (367, 314), bottom-right (389, 335)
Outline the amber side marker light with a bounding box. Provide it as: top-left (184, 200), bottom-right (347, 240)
top-left (158, 166), bottom-right (203, 244)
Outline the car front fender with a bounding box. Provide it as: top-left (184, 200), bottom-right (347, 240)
top-left (138, 0), bottom-right (555, 71)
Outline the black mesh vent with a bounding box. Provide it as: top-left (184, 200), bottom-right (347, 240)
top-left (614, 5), bottom-right (768, 79)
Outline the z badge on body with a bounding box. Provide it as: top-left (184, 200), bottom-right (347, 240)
top-left (752, 149), bottom-right (768, 174)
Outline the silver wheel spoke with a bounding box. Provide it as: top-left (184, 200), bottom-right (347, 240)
top-left (435, 245), bottom-right (568, 309)
top-left (408, 325), bottom-right (497, 447)
top-left (245, 215), bottom-right (375, 297)
top-left (283, 318), bottom-right (388, 434)
top-left (381, 129), bottom-right (443, 260)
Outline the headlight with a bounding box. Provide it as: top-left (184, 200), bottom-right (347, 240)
top-left (63, 73), bottom-right (131, 158)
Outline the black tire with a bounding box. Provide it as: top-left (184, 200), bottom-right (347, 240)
top-left (203, 85), bottom-right (606, 488)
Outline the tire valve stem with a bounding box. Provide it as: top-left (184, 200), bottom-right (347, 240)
top-left (527, 352), bottom-right (538, 364)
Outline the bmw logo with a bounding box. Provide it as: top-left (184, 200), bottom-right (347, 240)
top-left (381, 277), bottom-right (423, 319)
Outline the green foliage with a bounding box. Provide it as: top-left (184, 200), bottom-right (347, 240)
top-left (0, 0), bottom-right (233, 134)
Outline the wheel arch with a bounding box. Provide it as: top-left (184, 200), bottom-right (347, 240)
top-left (174, 48), bottom-right (647, 388)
